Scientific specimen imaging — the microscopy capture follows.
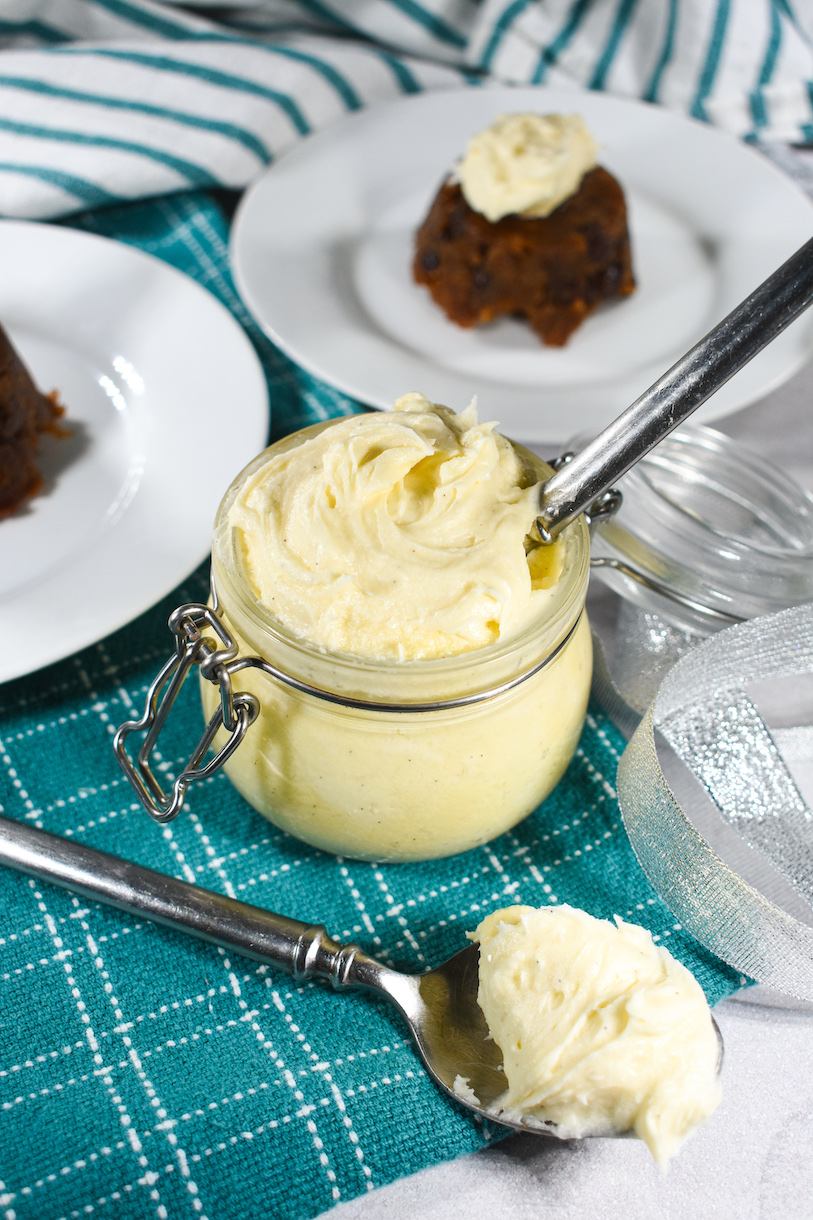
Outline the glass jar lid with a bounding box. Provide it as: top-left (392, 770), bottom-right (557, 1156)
top-left (586, 422), bottom-right (813, 635)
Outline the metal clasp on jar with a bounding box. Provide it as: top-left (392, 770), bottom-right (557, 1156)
top-left (113, 604), bottom-right (260, 824)
top-left (115, 596), bottom-right (586, 827)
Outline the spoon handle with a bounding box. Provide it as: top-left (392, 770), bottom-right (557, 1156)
top-left (536, 234), bottom-right (813, 539)
top-left (0, 814), bottom-right (387, 991)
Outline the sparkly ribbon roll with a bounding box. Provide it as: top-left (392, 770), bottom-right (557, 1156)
top-left (617, 602), bottom-right (813, 999)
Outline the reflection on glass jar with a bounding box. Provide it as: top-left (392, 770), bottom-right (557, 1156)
top-left (588, 423), bottom-right (813, 714)
top-left (200, 420), bottom-right (592, 862)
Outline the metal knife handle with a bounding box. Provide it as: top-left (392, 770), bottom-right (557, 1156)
top-left (536, 234), bottom-right (813, 539)
top-left (0, 814), bottom-right (385, 990)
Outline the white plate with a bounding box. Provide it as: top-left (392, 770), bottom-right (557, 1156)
top-left (0, 221), bottom-right (269, 683)
top-left (231, 86), bottom-right (813, 445)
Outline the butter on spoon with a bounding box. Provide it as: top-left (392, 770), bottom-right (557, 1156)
top-left (465, 904), bottom-right (723, 1166)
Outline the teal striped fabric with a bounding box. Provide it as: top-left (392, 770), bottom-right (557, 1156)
top-left (470, 0), bottom-right (813, 140)
top-left (0, 0), bottom-right (810, 219)
top-left (0, 188), bottom-right (746, 1220)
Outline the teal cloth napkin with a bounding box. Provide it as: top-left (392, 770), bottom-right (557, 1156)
top-left (0, 192), bottom-right (744, 1220)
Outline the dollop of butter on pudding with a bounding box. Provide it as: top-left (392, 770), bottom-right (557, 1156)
top-left (457, 113), bottom-right (599, 223)
top-left (225, 392), bottom-right (564, 662)
top-left (467, 904), bottom-right (722, 1166)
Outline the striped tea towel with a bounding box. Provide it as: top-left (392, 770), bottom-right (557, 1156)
top-left (0, 188), bottom-right (746, 1220)
top-left (0, 0), bottom-right (811, 221)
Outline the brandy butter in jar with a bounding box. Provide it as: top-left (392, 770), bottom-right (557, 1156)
top-left (120, 394), bottom-right (592, 862)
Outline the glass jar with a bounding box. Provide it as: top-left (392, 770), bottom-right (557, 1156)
top-left (587, 422), bottom-right (813, 713)
top-left (195, 422), bottom-right (592, 863)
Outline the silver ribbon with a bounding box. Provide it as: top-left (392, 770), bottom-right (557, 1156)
top-left (616, 602), bottom-right (813, 999)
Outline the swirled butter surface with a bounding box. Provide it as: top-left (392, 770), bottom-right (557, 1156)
top-left (470, 905), bottom-right (722, 1165)
top-left (457, 113), bottom-right (599, 223)
top-left (225, 392), bottom-right (563, 662)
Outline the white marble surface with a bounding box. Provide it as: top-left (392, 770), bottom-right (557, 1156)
top-left (333, 993), bottom-right (813, 1220)
top-left (328, 353), bottom-right (813, 1219)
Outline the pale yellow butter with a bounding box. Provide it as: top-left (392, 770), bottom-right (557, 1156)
top-left (471, 904), bottom-right (722, 1165)
top-left (457, 113), bottom-right (599, 223)
top-left (204, 395), bottom-right (592, 861)
top-left (225, 392), bottom-right (563, 662)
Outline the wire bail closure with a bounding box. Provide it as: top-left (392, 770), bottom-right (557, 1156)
top-left (113, 603), bottom-right (260, 824)
top-left (114, 599), bottom-right (586, 825)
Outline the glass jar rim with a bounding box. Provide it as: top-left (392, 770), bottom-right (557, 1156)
top-left (217, 601), bottom-right (586, 711)
top-left (628, 424), bottom-right (813, 557)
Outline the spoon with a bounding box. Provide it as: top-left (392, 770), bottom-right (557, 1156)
top-left (0, 814), bottom-right (722, 1136)
top-left (535, 234), bottom-right (813, 541)
top-left (0, 814), bottom-right (512, 1128)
